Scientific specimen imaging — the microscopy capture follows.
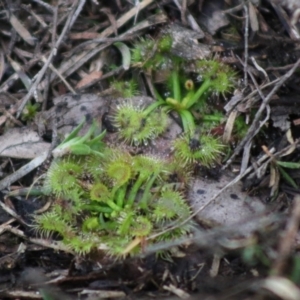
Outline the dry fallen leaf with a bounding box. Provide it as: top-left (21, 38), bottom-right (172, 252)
top-left (75, 71), bottom-right (103, 89)
top-left (0, 127), bottom-right (50, 159)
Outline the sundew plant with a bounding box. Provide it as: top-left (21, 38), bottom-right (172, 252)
top-left (110, 33), bottom-right (237, 167)
top-left (34, 32), bottom-right (240, 257)
top-left (34, 121), bottom-right (194, 256)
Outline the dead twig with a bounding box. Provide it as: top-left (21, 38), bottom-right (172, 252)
top-left (38, 0), bottom-right (160, 91)
top-left (31, 0), bottom-right (55, 13)
top-left (16, 0), bottom-right (81, 118)
top-left (243, 4), bottom-right (249, 87)
top-left (272, 195), bottom-right (300, 275)
top-left (0, 150), bottom-right (48, 190)
top-left (0, 225), bottom-right (73, 253)
top-left (238, 55), bottom-right (271, 173)
top-left (223, 57), bottom-right (300, 169)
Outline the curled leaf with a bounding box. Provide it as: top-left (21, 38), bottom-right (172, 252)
top-left (114, 42), bottom-right (131, 70)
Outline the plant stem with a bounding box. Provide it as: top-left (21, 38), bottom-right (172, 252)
top-left (185, 79), bottom-right (211, 109)
top-left (116, 184), bottom-right (127, 207)
top-left (106, 199), bottom-right (122, 211)
top-left (172, 70), bottom-right (181, 101)
top-left (202, 114), bottom-right (223, 122)
top-left (127, 174), bottom-right (146, 206)
top-left (153, 86), bottom-right (165, 103)
top-left (181, 90), bottom-right (195, 108)
top-left (99, 213), bottom-right (116, 230)
top-left (166, 97), bottom-right (183, 111)
top-left (143, 100), bottom-right (165, 116)
top-left (139, 173), bottom-right (158, 210)
top-left (118, 212), bottom-right (133, 235)
top-left (179, 110), bottom-right (196, 134)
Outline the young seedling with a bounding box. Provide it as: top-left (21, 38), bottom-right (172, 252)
top-left (148, 59), bottom-right (236, 135)
top-left (52, 118), bottom-right (106, 158)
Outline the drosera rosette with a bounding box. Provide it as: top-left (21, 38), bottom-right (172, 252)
top-left (173, 132), bottom-right (225, 167)
top-left (130, 32), bottom-right (237, 137)
top-left (21, 101), bottom-right (40, 122)
top-left (150, 188), bottom-right (195, 256)
top-left (81, 153), bottom-right (104, 180)
top-left (43, 159), bottom-right (83, 197)
top-left (111, 100), bottom-right (169, 145)
top-left (33, 210), bottom-right (68, 239)
top-left (194, 59), bottom-right (236, 99)
top-left (116, 210), bottom-right (152, 238)
top-left (131, 34), bottom-right (174, 71)
top-left (103, 148), bottom-right (133, 188)
top-left (33, 194), bottom-right (83, 240)
top-left (110, 79), bottom-right (139, 98)
top-left (101, 148), bottom-right (134, 206)
top-left (165, 160), bottom-right (193, 189)
top-left (89, 182), bottom-right (121, 212)
top-left (63, 233), bottom-right (99, 255)
top-left (196, 110), bottom-right (225, 131)
top-left (143, 58), bottom-right (237, 135)
top-left (86, 149), bottom-right (133, 213)
top-left (152, 188), bottom-right (191, 222)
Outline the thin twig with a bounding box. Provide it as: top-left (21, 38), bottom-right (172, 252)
top-left (31, 0), bottom-right (55, 13)
top-left (243, 4), bottom-right (249, 87)
top-left (41, 1), bottom-right (59, 111)
top-left (239, 55), bottom-right (271, 174)
top-left (68, 36), bottom-right (133, 56)
top-left (222, 3), bottom-right (244, 14)
top-left (69, 0), bottom-right (86, 30)
top-left (0, 151), bottom-right (48, 190)
top-left (0, 225), bottom-right (73, 253)
top-left (51, 1), bottom-right (59, 53)
top-left (40, 55), bottom-right (76, 94)
top-left (272, 195), bottom-right (300, 275)
top-left (148, 149), bottom-right (275, 241)
top-left (251, 56), bottom-right (270, 82)
top-left (223, 57), bottom-right (300, 169)
top-left (145, 213), bottom-right (284, 256)
top-left (16, 0), bottom-right (80, 118)
top-left (38, 0), bottom-right (161, 90)
top-left (173, 0), bottom-right (203, 33)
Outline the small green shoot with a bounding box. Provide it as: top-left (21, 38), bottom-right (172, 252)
top-left (22, 102), bottom-right (40, 121)
top-left (52, 118), bottom-right (106, 158)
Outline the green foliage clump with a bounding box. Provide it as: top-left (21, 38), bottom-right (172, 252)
top-left (22, 102), bottom-right (40, 121)
top-left (32, 31), bottom-right (246, 259)
top-left (34, 125), bottom-right (194, 257)
top-left (112, 101), bottom-right (169, 145)
top-left (130, 33), bottom-right (236, 132)
top-left (104, 31), bottom-right (242, 158)
top-left (105, 34), bottom-right (241, 166)
top-left (110, 79), bottom-right (139, 98)
top-left (131, 34), bottom-right (174, 70)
